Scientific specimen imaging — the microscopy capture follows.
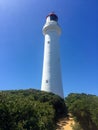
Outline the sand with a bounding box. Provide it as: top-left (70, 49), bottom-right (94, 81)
top-left (56, 117), bottom-right (75, 130)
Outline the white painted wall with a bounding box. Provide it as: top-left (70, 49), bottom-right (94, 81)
top-left (41, 17), bottom-right (64, 98)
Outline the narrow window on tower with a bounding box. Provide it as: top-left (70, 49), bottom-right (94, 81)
top-left (46, 80), bottom-right (48, 83)
top-left (47, 41), bottom-right (50, 44)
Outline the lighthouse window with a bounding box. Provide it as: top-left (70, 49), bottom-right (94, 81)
top-left (46, 80), bottom-right (48, 83)
top-left (47, 41), bottom-right (50, 44)
top-left (50, 15), bottom-right (58, 21)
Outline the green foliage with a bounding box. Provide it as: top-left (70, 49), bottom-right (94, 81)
top-left (65, 93), bottom-right (98, 130)
top-left (71, 122), bottom-right (83, 130)
top-left (0, 89), bottom-right (67, 130)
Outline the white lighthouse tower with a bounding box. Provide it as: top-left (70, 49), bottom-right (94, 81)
top-left (41, 13), bottom-right (64, 98)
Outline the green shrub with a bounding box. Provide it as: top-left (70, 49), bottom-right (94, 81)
top-left (65, 93), bottom-right (98, 130)
top-left (0, 89), bottom-right (67, 130)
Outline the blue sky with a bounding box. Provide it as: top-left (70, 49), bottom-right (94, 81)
top-left (0, 0), bottom-right (97, 97)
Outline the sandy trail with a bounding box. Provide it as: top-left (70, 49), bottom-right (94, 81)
top-left (56, 116), bottom-right (75, 130)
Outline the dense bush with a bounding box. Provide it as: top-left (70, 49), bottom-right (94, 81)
top-left (0, 89), bottom-right (67, 130)
top-left (65, 93), bottom-right (98, 130)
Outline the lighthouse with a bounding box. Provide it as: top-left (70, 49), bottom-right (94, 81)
top-left (41, 13), bottom-right (64, 98)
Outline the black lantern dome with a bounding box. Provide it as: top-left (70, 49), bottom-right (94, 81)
top-left (46, 13), bottom-right (58, 22)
